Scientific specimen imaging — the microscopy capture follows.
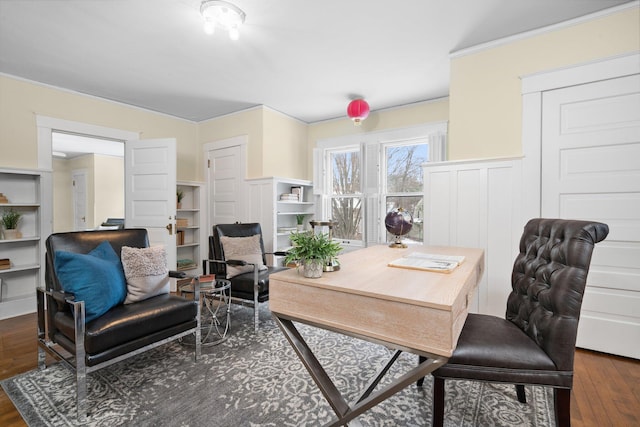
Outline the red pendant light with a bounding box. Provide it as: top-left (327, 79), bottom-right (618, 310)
top-left (347, 99), bottom-right (370, 126)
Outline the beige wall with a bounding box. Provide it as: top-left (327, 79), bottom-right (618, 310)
top-left (0, 75), bottom-right (200, 181)
top-left (307, 99), bottom-right (450, 180)
top-left (52, 154), bottom-right (124, 232)
top-left (262, 108), bottom-right (308, 179)
top-left (198, 106), bottom-right (309, 180)
top-left (93, 154), bottom-right (124, 226)
top-left (197, 107), bottom-right (264, 178)
top-left (1, 6), bottom-right (637, 180)
top-left (448, 6), bottom-right (640, 160)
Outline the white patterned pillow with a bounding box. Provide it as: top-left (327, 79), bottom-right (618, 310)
top-left (220, 234), bottom-right (267, 279)
top-left (121, 246), bottom-right (169, 304)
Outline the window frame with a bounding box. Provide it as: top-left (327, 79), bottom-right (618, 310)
top-left (381, 138), bottom-right (430, 244)
top-left (314, 122), bottom-right (447, 249)
top-left (324, 145), bottom-right (364, 246)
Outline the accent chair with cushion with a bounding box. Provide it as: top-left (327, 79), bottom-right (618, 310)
top-left (420, 218), bottom-right (609, 427)
top-left (205, 223), bottom-right (287, 331)
top-left (37, 229), bottom-right (201, 421)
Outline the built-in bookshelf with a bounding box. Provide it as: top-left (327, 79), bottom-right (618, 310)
top-left (0, 168), bottom-right (52, 320)
top-left (246, 177), bottom-right (314, 265)
top-left (175, 181), bottom-right (205, 288)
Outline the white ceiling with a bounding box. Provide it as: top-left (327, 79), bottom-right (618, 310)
top-left (0, 0), bottom-right (633, 124)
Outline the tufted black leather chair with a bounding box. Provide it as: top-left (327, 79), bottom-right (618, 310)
top-left (423, 218), bottom-right (609, 427)
top-left (37, 229), bottom-right (201, 421)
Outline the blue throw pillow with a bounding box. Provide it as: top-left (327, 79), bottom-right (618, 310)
top-left (54, 241), bottom-right (127, 323)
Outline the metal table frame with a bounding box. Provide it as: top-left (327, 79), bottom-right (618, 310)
top-left (273, 314), bottom-right (448, 427)
top-left (180, 278), bottom-right (232, 346)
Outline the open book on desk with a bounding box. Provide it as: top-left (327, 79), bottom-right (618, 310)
top-left (388, 252), bottom-right (466, 274)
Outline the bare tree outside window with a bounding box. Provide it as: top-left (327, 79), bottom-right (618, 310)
top-left (330, 151), bottom-right (362, 240)
top-left (385, 144), bottom-right (428, 243)
top-left (327, 142), bottom-right (428, 245)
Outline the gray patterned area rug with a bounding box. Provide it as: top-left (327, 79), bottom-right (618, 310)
top-left (2, 305), bottom-right (555, 426)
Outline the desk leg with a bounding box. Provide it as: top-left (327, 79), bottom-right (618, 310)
top-left (273, 316), bottom-right (448, 427)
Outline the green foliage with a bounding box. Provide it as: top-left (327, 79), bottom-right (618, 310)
top-left (284, 231), bottom-right (342, 265)
top-left (295, 214), bottom-right (306, 225)
top-left (1, 208), bottom-right (22, 229)
top-left (176, 189), bottom-right (185, 203)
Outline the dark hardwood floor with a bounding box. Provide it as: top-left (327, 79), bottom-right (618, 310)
top-left (1, 312), bottom-right (639, 426)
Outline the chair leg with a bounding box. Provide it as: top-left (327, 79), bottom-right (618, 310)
top-left (554, 388), bottom-right (571, 427)
top-left (194, 277), bottom-right (202, 360)
top-left (516, 384), bottom-right (527, 403)
top-left (76, 364), bottom-right (88, 423)
top-left (433, 376), bottom-right (445, 427)
top-left (253, 265), bottom-right (259, 332)
top-left (36, 288), bottom-right (48, 370)
top-left (253, 287), bottom-right (259, 332)
top-left (73, 301), bottom-right (88, 422)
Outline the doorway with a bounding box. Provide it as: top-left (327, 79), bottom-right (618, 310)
top-left (36, 117), bottom-right (138, 233)
top-left (521, 53), bottom-right (640, 358)
top-left (51, 131), bottom-right (125, 232)
top-left (541, 74), bottom-right (640, 359)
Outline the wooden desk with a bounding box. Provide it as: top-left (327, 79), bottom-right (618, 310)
top-left (270, 244), bottom-right (484, 426)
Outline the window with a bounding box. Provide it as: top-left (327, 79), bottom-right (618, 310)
top-left (315, 123), bottom-right (446, 248)
top-left (383, 142), bottom-right (428, 244)
top-left (328, 147), bottom-right (362, 242)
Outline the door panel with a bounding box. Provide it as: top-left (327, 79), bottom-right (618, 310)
top-left (541, 74), bottom-right (640, 358)
top-left (72, 170), bottom-right (87, 231)
top-left (125, 138), bottom-right (177, 269)
top-left (208, 145), bottom-right (243, 227)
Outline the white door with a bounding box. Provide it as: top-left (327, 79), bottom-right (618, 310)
top-left (125, 139), bottom-right (177, 269)
top-left (541, 74), bottom-right (640, 359)
top-left (72, 170), bottom-right (87, 230)
top-left (207, 144), bottom-right (244, 228)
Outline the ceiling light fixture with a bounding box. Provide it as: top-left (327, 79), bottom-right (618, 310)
top-left (347, 99), bottom-right (370, 126)
top-left (200, 0), bottom-right (246, 40)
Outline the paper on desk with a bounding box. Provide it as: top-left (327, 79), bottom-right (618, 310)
top-left (388, 252), bottom-right (465, 273)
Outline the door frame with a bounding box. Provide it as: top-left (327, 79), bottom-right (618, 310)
top-left (36, 116), bottom-right (139, 233)
top-left (36, 116), bottom-right (138, 170)
top-left (520, 52), bottom-right (640, 221)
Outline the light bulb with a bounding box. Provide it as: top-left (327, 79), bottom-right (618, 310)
top-left (203, 18), bottom-right (214, 35)
top-left (229, 25), bottom-right (239, 40)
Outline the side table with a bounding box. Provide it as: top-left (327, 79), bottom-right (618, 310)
top-left (179, 277), bottom-right (232, 346)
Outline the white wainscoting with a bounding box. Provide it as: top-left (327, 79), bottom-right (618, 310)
top-left (423, 157), bottom-right (525, 316)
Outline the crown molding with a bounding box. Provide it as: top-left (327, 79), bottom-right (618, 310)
top-left (450, 1), bottom-right (639, 59)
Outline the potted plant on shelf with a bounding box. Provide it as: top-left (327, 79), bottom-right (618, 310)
top-left (1, 208), bottom-right (22, 240)
top-left (176, 189), bottom-right (184, 209)
top-left (284, 231), bottom-right (342, 278)
top-left (295, 214), bottom-right (306, 232)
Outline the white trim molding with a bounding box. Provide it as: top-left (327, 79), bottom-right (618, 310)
top-left (423, 157), bottom-right (524, 316)
top-left (35, 115), bottom-right (139, 170)
top-left (451, 2), bottom-right (639, 59)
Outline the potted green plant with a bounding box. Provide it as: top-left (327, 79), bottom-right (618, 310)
top-left (284, 231), bottom-right (342, 278)
top-left (295, 214), bottom-right (306, 232)
top-left (176, 189), bottom-right (184, 209)
top-left (1, 208), bottom-right (22, 240)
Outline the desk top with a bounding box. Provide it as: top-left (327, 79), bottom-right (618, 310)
top-left (270, 245), bottom-right (484, 357)
top-left (271, 245), bottom-right (484, 310)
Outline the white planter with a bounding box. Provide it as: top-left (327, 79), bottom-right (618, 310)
top-left (2, 229), bottom-right (21, 240)
top-left (302, 259), bottom-right (324, 278)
